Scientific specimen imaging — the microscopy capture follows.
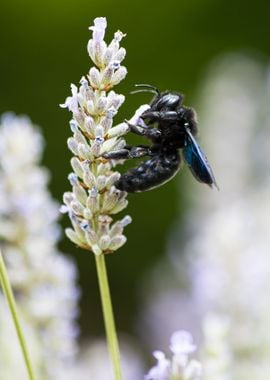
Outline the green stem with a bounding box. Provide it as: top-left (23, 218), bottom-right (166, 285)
top-left (0, 250), bottom-right (36, 380)
top-left (95, 253), bottom-right (123, 380)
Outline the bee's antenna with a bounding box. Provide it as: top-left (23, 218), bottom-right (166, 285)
top-left (130, 84), bottom-right (160, 96)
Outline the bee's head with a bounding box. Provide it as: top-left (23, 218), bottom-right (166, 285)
top-left (131, 84), bottom-right (183, 111)
top-left (152, 92), bottom-right (183, 111)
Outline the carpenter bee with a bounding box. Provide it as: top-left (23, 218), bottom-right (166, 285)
top-left (103, 84), bottom-right (218, 192)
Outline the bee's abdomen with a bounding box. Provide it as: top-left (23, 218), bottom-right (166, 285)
top-left (115, 151), bottom-right (181, 192)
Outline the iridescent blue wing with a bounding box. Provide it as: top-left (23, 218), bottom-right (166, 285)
top-left (183, 129), bottom-right (218, 189)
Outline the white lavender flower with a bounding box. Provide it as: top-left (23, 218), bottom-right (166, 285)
top-left (61, 17), bottom-right (136, 255)
top-left (145, 330), bottom-right (202, 380)
top-left (139, 55), bottom-right (270, 380)
top-left (0, 113), bottom-right (79, 379)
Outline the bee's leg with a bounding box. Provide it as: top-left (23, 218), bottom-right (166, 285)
top-left (125, 120), bottom-right (161, 140)
top-left (103, 145), bottom-right (151, 160)
top-left (141, 110), bottom-right (178, 122)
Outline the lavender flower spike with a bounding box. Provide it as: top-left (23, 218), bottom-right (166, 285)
top-left (61, 17), bottom-right (133, 255)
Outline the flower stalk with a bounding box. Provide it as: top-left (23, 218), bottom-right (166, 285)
top-left (0, 250), bottom-right (36, 380)
top-left (95, 254), bottom-right (122, 380)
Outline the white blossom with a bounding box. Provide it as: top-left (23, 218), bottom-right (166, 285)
top-left (61, 17), bottom-right (140, 255)
top-left (0, 113), bottom-right (79, 379)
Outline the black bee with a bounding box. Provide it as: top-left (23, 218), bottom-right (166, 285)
top-left (103, 84), bottom-right (218, 192)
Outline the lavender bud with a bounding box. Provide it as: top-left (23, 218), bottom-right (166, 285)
top-left (60, 205), bottom-right (69, 214)
top-left (86, 100), bottom-right (95, 115)
top-left (90, 137), bottom-right (104, 157)
top-left (107, 123), bottom-right (129, 138)
top-left (70, 157), bottom-right (84, 178)
top-left (114, 47), bottom-right (126, 63)
top-left (82, 164), bottom-right (96, 188)
top-left (103, 47), bottom-right (114, 66)
top-left (67, 137), bottom-right (79, 155)
top-left (99, 235), bottom-right (111, 251)
top-left (121, 215), bottom-right (132, 227)
top-left (65, 228), bottom-right (87, 248)
top-left (111, 67), bottom-right (127, 86)
top-left (96, 175), bottom-right (107, 191)
top-left (87, 187), bottom-right (100, 214)
top-left (95, 97), bottom-right (108, 114)
top-left (63, 192), bottom-right (74, 206)
top-left (85, 227), bottom-right (97, 246)
top-left (106, 172), bottom-right (121, 189)
top-left (110, 199), bottom-right (128, 214)
top-left (84, 116), bottom-right (95, 136)
top-left (73, 182), bottom-right (87, 205)
top-left (77, 142), bottom-right (91, 160)
top-left (89, 67), bottom-right (101, 88)
top-left (83, 208), bottom-right (93, 220)
top-left (70, 200), bottom-right (85, 216)
top-left (109, 235), bottom-right (126, 251)
top-left (68, 173), bottom-right (78, 186)
top-left (94, 125), bottom-right (104, 139)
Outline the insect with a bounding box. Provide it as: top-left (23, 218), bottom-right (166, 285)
top-left (103, 84), bottom-right (218, 192)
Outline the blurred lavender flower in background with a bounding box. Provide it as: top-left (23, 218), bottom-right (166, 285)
top-left (64, 337), bottom-right (144, 380)
top-left (145, 330), bottom-right (202, 380)
top-left (138, 55), bottom-right (270, 380)
top-left (60, 17), bottom-right (133, 256)
top-left (0, 114), bottom-right (80, 379)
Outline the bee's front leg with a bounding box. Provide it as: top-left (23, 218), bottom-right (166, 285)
top-left (125, 120), bottom-right (161, 140)
top-left (102, 145), bottom-right (152, 160)
top-left (141, 110), bottom-right (179, 122)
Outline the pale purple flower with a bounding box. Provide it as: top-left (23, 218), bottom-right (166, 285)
top-left (89, 17), bottom-right (107, 42)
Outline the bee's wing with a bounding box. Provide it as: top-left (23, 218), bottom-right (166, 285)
top-left (183, 129), bottom-right (218, 189)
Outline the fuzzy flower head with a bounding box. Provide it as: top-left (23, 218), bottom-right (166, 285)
top-left (61, 17), bottom-right (135, 255)
top-left (0, 113), bottom-right (43, 171)
top-left (145, 331), bottom-right (202, 380)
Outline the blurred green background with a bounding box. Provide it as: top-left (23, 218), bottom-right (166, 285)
top-left (0, 0), bottom-right (270, 341)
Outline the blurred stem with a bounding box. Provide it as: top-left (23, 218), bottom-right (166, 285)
top-left (0, 250), bottom-right (36, 380)
top-left (95, 253), bottom-right (123, 380)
